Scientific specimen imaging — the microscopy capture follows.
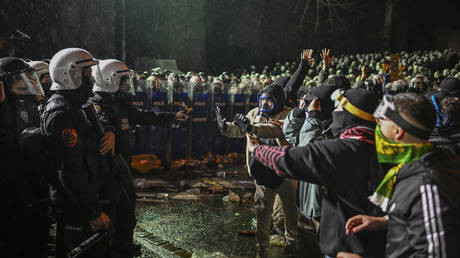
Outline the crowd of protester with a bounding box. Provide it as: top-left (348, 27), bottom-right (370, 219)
top-left (0, 46), bottom-right (459, 258)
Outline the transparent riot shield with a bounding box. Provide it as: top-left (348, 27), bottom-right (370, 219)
top-left (190, 81), bottom-right (211, 157)
top-left (210, 80), bottom-right (230, 155)
top-left (148, 80), bottom-right (169, 162)
top-left (228, 81), bottom-right (247, 153)
top-left (248, 80), bottom-right (260, 111)
top-left (168, 80), bottom-right (190, 160)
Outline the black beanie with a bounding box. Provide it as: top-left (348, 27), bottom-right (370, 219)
top-left (440, 77), bottom-right (460, 98)
top-left (343, 88), bottom-right (379, 116)
top-left (305, 86), bottom-right (336, 120)
top-left (323, 75), bottom-right (351, 90)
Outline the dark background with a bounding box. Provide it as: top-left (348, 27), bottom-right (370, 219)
top-left (1, 0), bottom-right (459, 73)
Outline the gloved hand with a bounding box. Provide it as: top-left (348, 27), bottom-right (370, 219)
top-left (215, 106), bottom-right (227, 130)
top-left (234, 113), bottom-right (252, 133)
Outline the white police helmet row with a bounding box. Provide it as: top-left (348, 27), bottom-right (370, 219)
top-left (92, 59), bottom-right (134, 95)
top-left (49, 48), bottom-right (100, 91)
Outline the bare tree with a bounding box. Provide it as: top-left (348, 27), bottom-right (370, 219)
top-left (295, 0), bottom-right (353, 33)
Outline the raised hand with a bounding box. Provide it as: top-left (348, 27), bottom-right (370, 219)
top-left (320, 48), bottom-right (334, 70)
top-left (361, 65), bottom-right (367, 80)
top-left (215, 106), bottom-right (227, 130)
top-left (301, 49), bottom-right (315, 65)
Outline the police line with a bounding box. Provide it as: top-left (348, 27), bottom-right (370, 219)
top-left (131, 81), bottom-right (261, 162)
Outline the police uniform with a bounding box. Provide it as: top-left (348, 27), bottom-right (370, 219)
top-left (90, 91), bottom-right (175, 257)
top-left (41, 93), bottom-right (110, 258)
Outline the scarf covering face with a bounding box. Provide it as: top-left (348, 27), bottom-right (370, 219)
top-left (369, 125), bottom-right (433, 212)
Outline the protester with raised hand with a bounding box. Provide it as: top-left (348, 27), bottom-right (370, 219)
top-left (248, 88), bottom-right (386, 258)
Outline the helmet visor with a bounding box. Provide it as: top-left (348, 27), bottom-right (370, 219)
top-left (10, 70), bottom-right (44, 96)
top-left (119, 71), bottom-right (135, 95)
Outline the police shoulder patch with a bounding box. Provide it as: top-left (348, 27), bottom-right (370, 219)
top-left (62, 128), bottom-right (78, 147)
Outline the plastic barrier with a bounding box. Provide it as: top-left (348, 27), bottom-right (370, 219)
top-left (170, 92), bottom-right (190, 159)
top-left (228, 93), bottom-right (247, 153)
top-left (191, 93), bottom-right (210, 156)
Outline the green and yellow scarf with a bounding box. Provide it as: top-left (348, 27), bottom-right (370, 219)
top-left (369, 125), bottom-right (433, 212)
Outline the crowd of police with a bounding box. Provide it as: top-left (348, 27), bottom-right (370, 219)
top-left (0, 48), bottom-right (188, 258)
top-left (1, 46), bottom-right (460, 258)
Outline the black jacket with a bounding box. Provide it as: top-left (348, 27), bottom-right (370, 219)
top-left (253, 126), bottom-right (386, 257)
top-left (276, 59), bottom-right (309, 105)
top-left (90, 92), bottom-right (176, 156)
top-left (385, 146), bottom-right (460, 258)
top-left (41, 93), bottom-right (107, 221)
top-left (430, 126), bottom-right (460, 147)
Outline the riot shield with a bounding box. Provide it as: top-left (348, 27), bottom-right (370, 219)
top-left (169, 80), bottom-right (190, 160)
top-left (149, 80), bottom-right (169, 161)
top-left (190, 81), bottom-right (211, 157)
top-left (228, 82), bottom-right (247, 153)
top-left (131, 90), bottom-right (148, 155)
top-left (210, 81), bottom-right (230, 155)
top-left (248, 81), bottom-right (260, 112)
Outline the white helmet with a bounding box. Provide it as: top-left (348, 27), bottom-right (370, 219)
top-left (49, 48), bottom-right (100, 91)
top-left (92, 59), bottom-right (134, 94)
top-left (28, 61), bottom-right (49, 79)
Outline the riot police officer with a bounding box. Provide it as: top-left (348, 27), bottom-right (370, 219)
top-left (28, 60), bottom-right (52, 98)
top-left (0, 57), bottom-right (49, 257)
top-left (90, 59), bottom-right (188, 257)
top-left (41, 48), bottom-right (115, 258)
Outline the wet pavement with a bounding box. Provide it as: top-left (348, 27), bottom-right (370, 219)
top-left (132, 164), bottom-right (322, 258)
top-left (134, 198), bottom-right (257, 257)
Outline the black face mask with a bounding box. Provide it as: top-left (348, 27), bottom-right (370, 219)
top-left (41, 82), bottom-right (52, 94)
top-left (115, 91), bottom-right (132, 104)
top-left (331, 111), bottom-right (346, 137)
top-left (80, 76), bottom-right (95, 100)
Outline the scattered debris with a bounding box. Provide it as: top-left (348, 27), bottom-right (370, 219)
top-left (131, 154), bottom-right (162, 173)
top-left (269, 234), bottom-right (286, 247)
top-left (223, 190), bottom-right (241, 203)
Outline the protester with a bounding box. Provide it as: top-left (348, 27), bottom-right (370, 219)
top-left (342, 93), bottom-right (460, 257)
top-left (248, 88), bottom-right (386, 257)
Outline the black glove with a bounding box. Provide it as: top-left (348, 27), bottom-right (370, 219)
top-left (215, 106), bottom-right (227, 130)
top-left (292, 107), bottom-right (306, 118)
top-left (234, 113), bottom-right (252, 133)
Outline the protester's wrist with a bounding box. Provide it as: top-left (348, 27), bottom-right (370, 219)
top-left (307, 110), bottom-right (321, 119)
top-left (248, 143), bottom-right (260, 153)
top-left (292, 107), bottom-right (306, 118)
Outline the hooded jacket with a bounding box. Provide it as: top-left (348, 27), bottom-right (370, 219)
top-left (385, 146), bottom-right (460, 257)
top-left (252, 126), bottom-right (386, 257)
top-left (251, 88), bottom-right (385, 256)
top-left (220, 84), bottom-right (291, 187)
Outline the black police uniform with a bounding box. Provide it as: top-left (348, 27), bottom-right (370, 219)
top-left (0, 97), bottom-right (50, 258)
top-left (41, 92), bottom-right (111, 258)
top-left (90, 91), bottom-right (175, 257)
top-left (0, 98), bottom-right (28, 257)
